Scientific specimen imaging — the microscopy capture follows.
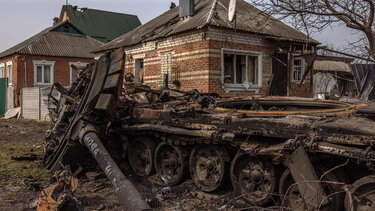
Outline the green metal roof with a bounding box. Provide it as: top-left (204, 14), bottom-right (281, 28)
top-left (0, 21), bottom-right (103, 59)
top-left (62, 5), bottom-right (141, 43)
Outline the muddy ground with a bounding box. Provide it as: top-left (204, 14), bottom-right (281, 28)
top-left (0, 119), bottom-right (241, 211)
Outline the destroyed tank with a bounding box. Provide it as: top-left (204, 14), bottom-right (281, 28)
top-left (43, 49), bottom-right (375, 211)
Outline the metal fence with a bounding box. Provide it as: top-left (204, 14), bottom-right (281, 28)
top-left (350, 64), bottom-right (375, 100)
top-left (0, 78), bottom-right (6, 115)
top-left (0, 78), bottom-right (15, 116)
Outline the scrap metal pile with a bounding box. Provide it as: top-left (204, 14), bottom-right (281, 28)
top-left (43, 49), bottom-right (375, 211)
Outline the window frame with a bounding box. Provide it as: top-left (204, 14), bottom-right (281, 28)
top-left (33, 60), bottom-right (55, 86)
top-left (221, 48), bottom-right (263, 91)
top-left (0, 63), bottom-right (4, 78)
top-left (6, 61), bottom-right (12, 86)
top-left (134, 54), bottom-right (146, 83)
top-left (134, 58), bottom-right (145, 83)
top-left (69, 61), bottom-right (88, 85)
top-left (291, 57), bottom-right (305, 83)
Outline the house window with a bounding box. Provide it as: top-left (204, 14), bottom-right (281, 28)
top-left (69, 62), bottom-right (88, 85)
top-left (292, 58), bottom-right (304, 82)
top-left (33, 60), bottom-right (55, 85)
top-left (0, 63), bottom-right (4, 78)
top-left (6, 61), bottom-right (12, 86)
top-left (222, 49), bottom-right (263, 90)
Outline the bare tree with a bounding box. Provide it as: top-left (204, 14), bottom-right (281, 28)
top-left (250, 0), bottom-right (375, 61)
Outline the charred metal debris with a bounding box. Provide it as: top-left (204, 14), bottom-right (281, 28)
top-left (42, 49), bottom-right (375, 211)
top-left (36, 167), bottom-right (80, 211)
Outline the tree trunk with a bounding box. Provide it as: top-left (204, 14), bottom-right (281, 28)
top-left (365, 31), bottom-right (375, 60)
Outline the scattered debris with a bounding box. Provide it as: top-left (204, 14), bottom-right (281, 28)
top-left (190, 191), bottom-right (219, 200)
top-left (145, 197), bottom-right (160, 208)
top-left (161, 186), bottom-right (172, 196)
top-left (9, 186), bottom-right (21, 192)
top-left (3, 107), bottom-right (21, 119)
top-left (12, 153), bottom-right (39, 161)
top-left (84, 171), bottom-right (102, 182)
top-left (91, 180), bottom-right (109, 193)
top-left (36, 169), bottom-right (80, 211)
top-left (24, 179), bottom-right (49, 191)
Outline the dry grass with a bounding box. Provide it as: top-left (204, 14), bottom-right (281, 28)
top-left (0, 119), bottom-right (51, 209)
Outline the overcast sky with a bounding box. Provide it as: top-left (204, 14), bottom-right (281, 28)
top-left (0, 0), bottom-right (360, 52)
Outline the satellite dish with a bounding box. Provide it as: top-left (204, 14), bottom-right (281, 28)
top-left (228, 0), bottom-right (237, 22)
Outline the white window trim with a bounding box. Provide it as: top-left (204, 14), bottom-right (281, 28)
top-left (0, 63), bottom-right (4, 78)
top-left (291, 57), bottom-right (305, 83)
top-left (221, 48), bottom-right (263, 91)
top-left (6, 61), bottom-right (13, 86)
top-left (69, 61), bottom-right (88, 85)
top-left (133, 54), bottom-right (146, 59)
top-left (33, 60), bottom-right (55, 86)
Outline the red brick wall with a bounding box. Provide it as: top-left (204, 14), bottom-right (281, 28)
top-left (0, 55), bottom-right (19, 106)
top-left (21, 55), bottom-right (93, 87)
top-left (0, 55), bottom-right (18, 84)
top-left (0, 54), bottom-right (93, 106)
top-left (288, 73), bottom-right (313, 98)
top-left (122, 28), bottom-right (313, 98)
top-left (124, 30), bottom-right (212, 92)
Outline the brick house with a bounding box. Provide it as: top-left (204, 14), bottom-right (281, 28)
top-left (95, 0), bottom-right (319, 98)
top-left (0, 5), bottom-right (142, 112)
top-left (0, 21), bottom-right (102, 108)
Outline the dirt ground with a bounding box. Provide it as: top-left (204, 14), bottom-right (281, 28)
top-left (0, 119), bottom-right (237, 211)
top-left (0, 119), bottom-right (51, 210)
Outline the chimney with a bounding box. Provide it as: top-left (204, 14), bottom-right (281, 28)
top-left (170, 2), bottom-right (176, 10)
top-left (179, 0), bottom-right (194, 18)
top-left (53, 17), bottom-right (59, 25)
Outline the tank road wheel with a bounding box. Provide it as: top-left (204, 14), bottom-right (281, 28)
top-left (279, 165), bottom-right (344, 211)
top-left (279, 169), bottom-right (309, 211)
top-left (189, 145), bottom-right (229, 192)
top-left (344, 175), bottom-right (375, 211)
top-left (127, 136), bottom-right (156, 177)
top-left (154, 142), bottom-right (188, 185)
top-left (230, 152), bottom-right (277, 206)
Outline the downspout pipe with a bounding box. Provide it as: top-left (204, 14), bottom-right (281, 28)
top-left (81, 128), bottom-right (151, 211)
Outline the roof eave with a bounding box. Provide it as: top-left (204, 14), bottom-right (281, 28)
top-left (0, 52), bottom-right (17, 60)
top-left (92, 26), bottom-right (210, 53)
top-left (93, 24), bottom-right (318, 54)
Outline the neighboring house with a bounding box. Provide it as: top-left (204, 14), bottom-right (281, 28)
top-left (313, 55), bottom-right (355, 98)
top-left (94, 0), bottom-right (319, 98)
top-left (59, 5), bottom-right (142, 43)
top-left (0, 5), bottom-right (141, 114)
top-left (0, 21), bottom-right (103, 109)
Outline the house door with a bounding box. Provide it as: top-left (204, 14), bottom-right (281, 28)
top-left (0, 78), bottom-right (6, 115)
top-left (271, 53), bottom-right (288, 96)
top-left (134, 59), bottom-right (144, 83)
